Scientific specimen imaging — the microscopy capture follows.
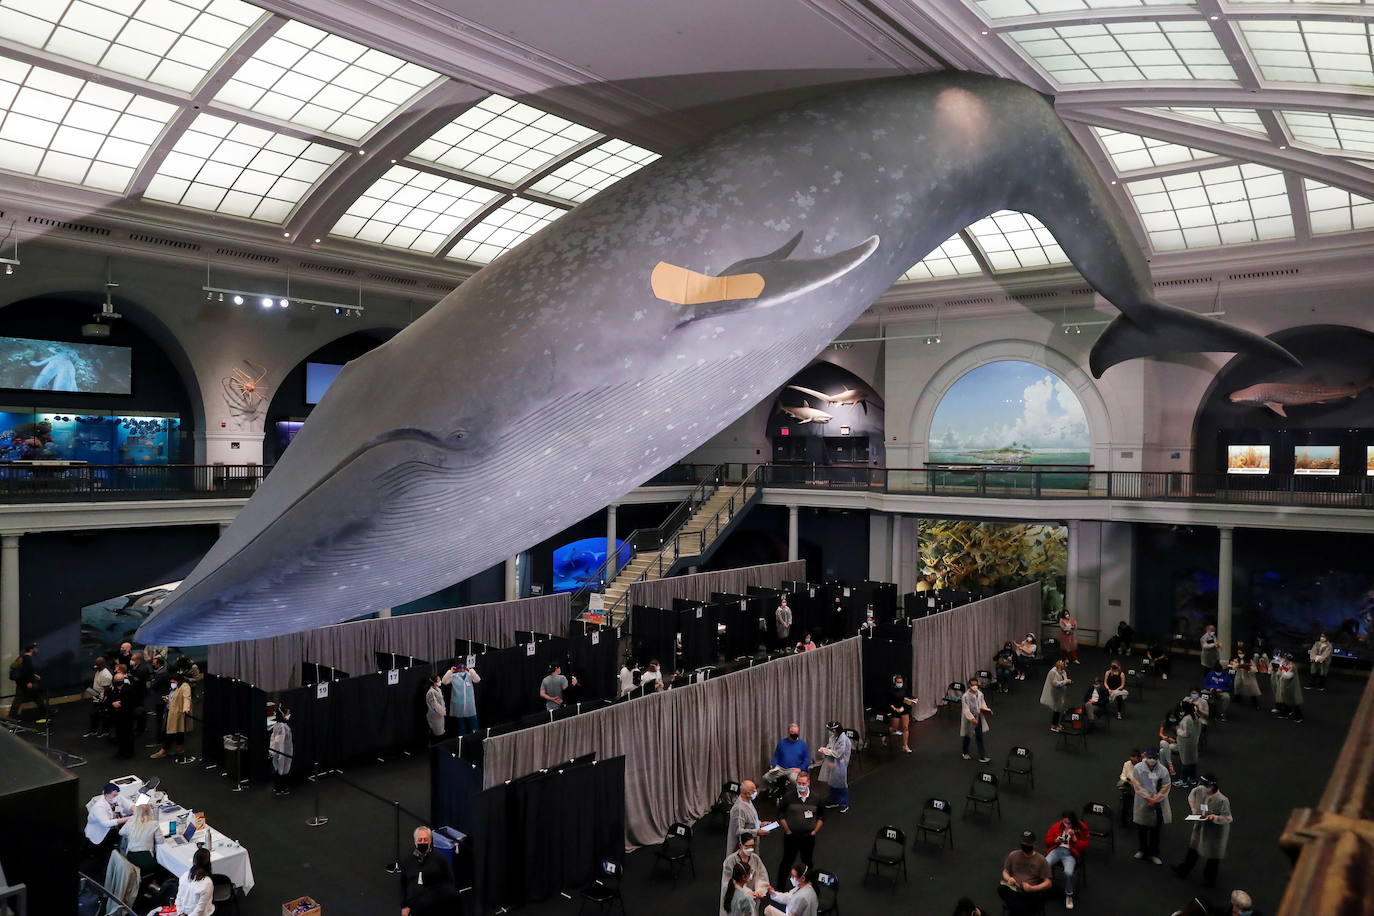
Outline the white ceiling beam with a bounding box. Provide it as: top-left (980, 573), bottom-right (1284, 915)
top-left (127, 16), bottom-right (288, 199)
top-left (799, 0), bottom-right (946, 71)
top-left (1055, 86), bottom-right (1374, 119)
top-left (984, 6), bottom-right (1204, 32)
top-left (956, 229), bottom-right (997, 278)
top-left (1114, 155), bottom-right (1243, 183)
top-left (284, 81), bottom-right (489, 245)
top-left (1198, 0), bottom-right (1263, 91)
top-left (1062, 121), bottom-right (1156, 248)
top-left (874, 0), bottom-right (1051, 86)
top-left (0, 38), bottom-right (189, 107)
top-left (1283, 169), bottom-right (1313, 242)
top-left (433, 194), bottom-right (515, 261)
top-left (1064, 107), bottom-right (1374, 198)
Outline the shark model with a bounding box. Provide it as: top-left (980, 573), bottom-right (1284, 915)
top-left (786, 384), bottom-right (879, 414)
top-left (1228, 378), bottom-right (1374, 417)
top-left (138, 71), bottom-right (1299, 643)
top-left (778, 400), bottom-right (834, 424)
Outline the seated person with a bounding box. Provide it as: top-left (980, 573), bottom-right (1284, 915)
top-left (83, 781), bottom-right (132, 858)
top-left (1145, 643), bottom-right (1172, 680)
top-left (766, 723), bottom-right (811, 787)
top-left (1013, 635), bottom-right (1038, 680)
top-left (1082, 677), bottom-right (1110, 723)
top-left (1104, 620), bottom-right (1135, 657)
top-left (993, 643), bottom-right (1017, 691)
top-left (1202, 665), bottom-right (1233, 721)
top-left (1043, 811), bottom-right (1089, 910)
top-left (1104, 661), bottom-right (1129, 720)
top-left (999, 830), bottom-right (1052, 915)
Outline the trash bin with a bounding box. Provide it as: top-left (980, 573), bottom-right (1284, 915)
top-left (223, 734), bottom-right (247, 790)
top-left (432, 826), bottom-right (465, 871)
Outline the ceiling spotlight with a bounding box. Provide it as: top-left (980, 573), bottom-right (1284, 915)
top-left (314, 238), bottom-right (321, 244)
top-left (5, 263), bottom-right (12, 276)
top-left (1209, 14), bottom-right (1218, 19)
top-left (232, 295), bottom-right (243, 305)
top-left (333, 307), bottom-right (342, 316)
top-left (282, 232), bottom-right (290, 238)
top-left (357, 149), bottom-right (366, 156)
top-left (981, 30), bottom-right (989, 35)
top-left (205, 290), bottom-right (211, 300)
top-left (260, 297), bottom-right (273, 308)
top-left (279, 298), bottom-right (289, 308)
top-left (217, 292), bottom-right (224, 302)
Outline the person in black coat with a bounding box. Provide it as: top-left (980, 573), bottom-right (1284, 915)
top-left (105, 668), bottom-right (139, 759)
top-left (401, 826), bottom-right (460, 916)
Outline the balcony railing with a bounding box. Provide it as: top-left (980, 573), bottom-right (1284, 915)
top-left (0, 463), bottom-right (267, 503)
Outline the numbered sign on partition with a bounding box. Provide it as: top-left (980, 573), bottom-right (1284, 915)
top-left (843, 587), bottom-right (851, 597)
top-left (466, 655), bottom-right (476, 669)
top-left (316, 682), bottom-right (329, 700)
top-left (591, 630), bottom-right (600, 646)
top-left (740, 599), bottom-right (748, 611)
top-left (696, 607), bottom-right (703, 619)
top-left (526, 642), bottom-right (536, 656)
top-left (387, 669), bottom-right (399, 686)
top-left (809, 588), bottom-right (815, 598)
top-left (927, 597), bottom-right (936, 608)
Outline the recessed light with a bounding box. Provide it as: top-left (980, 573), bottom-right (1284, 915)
top-left (282, 232), bottom-right (290, 238)
top-left (232, 295), bottom-right (243, 305)
top-left (357, 149), bottom-right (366, 156)
top-left (981, 30), bottom-right (989, 35)
top-left (314, 238), bottom-right (321, 243)
top-left (261, 297), bottom-right (273, 308)
top-left (279, 298), bottom-right (289, 308)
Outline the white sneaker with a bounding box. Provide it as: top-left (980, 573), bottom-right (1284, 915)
top-left (902, 746), bottom-right (912, 753)
top-left (1133, 851), bottom-right (1145, 860)
top-left (1066, 896), bottom-right (1075, 910)
top-left (1151, 856), bottom-right (1163, 866)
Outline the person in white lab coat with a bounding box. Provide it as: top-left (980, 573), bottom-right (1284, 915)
top-left (1172, 774), bottom-right (1233, 888)
top-left (84, 782), bottom-right (131, 854)
top-left (173, 860), bottom-right (215, 916)
top-left (424, 675), bottom-right (446, 741)
top-left (764, 865), bottom-right (818, 916)
top-left (1308, 633), bottom-right (1333, 691)
top-left (269, 706), bottom-right (294, 796)
top-left (818, 721), bottom-right (851, 812)
top-left (727, 780), bottom-right (762, 856)
top-left (441, 661), bottom-right (481, 734)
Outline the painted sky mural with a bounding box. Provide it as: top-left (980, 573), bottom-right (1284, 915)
top-left (929, 360), bottom-right (1090, 465)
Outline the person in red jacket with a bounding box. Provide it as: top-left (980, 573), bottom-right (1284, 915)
top-left (1043, 810), bottom-right (1090, 910)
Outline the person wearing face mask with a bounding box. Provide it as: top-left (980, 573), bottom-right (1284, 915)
top-left (960, 677), bottom-right (993, 763)
top-left (796, 634), bottom-right (817, 653)
top-left (1158, 708), bottom-right (1181, 777)
top-left (84, 656), bottom-right (113, 738)
top-left (152, 671), bottom-right (194, 761)
top-left (993, 642), bottom-right (1016, 693)
top-left (1129, 747), bottom-right (1172, 865)
top-left (83, 781), bottom-right (132, 862)
top-left (424, 675), bottom-right (446, 742)
top-left (441, 660), bottom-right (481, 734)
top-left (775, 772), bottom-right (823, 880)
top-left (1307, 633), bottom-right (1333, 691)
top-left (1200, 625), bottom-right (1220, 670)
top-left (721, 833), bottom-right (770, 916)
top-left (1271, 653), bottom-right (1304, 722)
top-left (1173, 774), bottom-right (1233, 888)
top-left (723, 862), bottom-right (758, 916)
top-left (769, 724), bottom-right (811, 787)
top-left (886, 674), bottom-right (916, 752)
top-left (774, 595), bottom-right (793, 644)
top-left (1042, 810), bottom-right (1090, 910)
top-left (1041, 659), bottom-right (1072, 733)
top-left (1175, 701), bottom-right (1201, 789)
top-left (818, 721), bottom-right (851, 813)
top-left (1104, 660), bottom-right (1129, 719)
top-left (1229, 649), bottom-right (1261, 710)
top-left (1058, 610), bottom-right (1080, 664)
top-left (764, 864), bottom-right (817, 916)
top-left (998, 829), bottom-right (1052, 915)
top-left (105, 665), bottom-right (138, 759)
top-left (727, 780), bottom-right (764, 856)
top-left (1117, 748), bottom-right (1144, 826)
top-left (269, 706), bottom-right (294, 796)
top-left (1083, 676), bottom-right (1109, 726)
top-left (1203, 664), bottom-right (1233, 722)
top-left (400, 826), bottom-right (458, 916)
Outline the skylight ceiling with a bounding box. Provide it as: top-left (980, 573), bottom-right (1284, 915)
top-left (1004, 21), bottom-right (1235, 85)
top-left (411, 95), bottom-right (598, 184)
top-left (331, 165), bottom-right (500, 253)
top-left (902, 234), bottom-right (984, 280)
top-left (966, 211), bottom-right (1071, 270)
top-left (1092, 127), bottom-right (1224, 172)
top-left (1238, 20), bottom-right (1374, 89)
top-left (1126, 163), bottom-right (1293, 251)
top-left (1305, 179), bottom-right (1374, 235)
top-left (1136, 108), bottom-right (1268, 136)
top-left (447, 197), bottom-right (565, 264)
top-left (0, 56), bottom-right (178, 192)
top-left (1281, 111), bottom-right (1374, 157)
top-left (527, 138), bottom-right (660, 203)
top-left (0, 0), bottom-right (264, 92)
top-left (213, 20), bottom-right (441, 141)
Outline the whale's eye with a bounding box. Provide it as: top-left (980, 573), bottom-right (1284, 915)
top-left (447, 428), bottom-right (469, 443)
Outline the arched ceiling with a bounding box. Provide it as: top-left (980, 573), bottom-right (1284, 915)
top-left (0, 0), bottom-right (1370, 296)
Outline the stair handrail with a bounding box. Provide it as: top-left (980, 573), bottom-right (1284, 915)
top-left (602, 465), bottom-right (763, 623)
top-left (570, 464), bottom-right (724, 618)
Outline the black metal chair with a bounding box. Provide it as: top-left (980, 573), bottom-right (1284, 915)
top-left (710, 780), bottom-right (741, 824)
top-left (814, 869), bottom-right (840, 916)
top-left (845, 727), bottom-right (866, 775)
top-left (964, 771), bottom-right (1001, 819)
top-left (864, 825), bottom-right (908, 887)
top-left (209, 874), bottom-right (240, 915)
top-left (579, 860), bottom-right (626, 916)
top-left (940, 682), bottom-right (966, 720)
top-left (913, 797), bottom-right (954, 850)
top-left (1083, 801), bottom-right (1116, 855)
top-left (1004, 746), bottom-right (1035, 789)
top-left (1057, 709), bottom-right (1089, 752)
top-left (651, 822), bottom-right (695, 882)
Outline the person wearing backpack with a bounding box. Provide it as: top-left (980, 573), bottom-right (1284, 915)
top-left (8, 643), bottom-right (47, 720)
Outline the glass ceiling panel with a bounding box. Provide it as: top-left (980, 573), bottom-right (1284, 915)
top-left (410, 95), bottom-right (600, 186)
top-left (213, 20), bottom-right (441, 142)
top-left (965, 210), bottom-right (1070, 270)
top-left (901, 234), bottom-right (984, 280)
top-left (1007, 21), bottom-right (1236, 85)
top-left (1305, 178), bottom-right (1374, 234)
top-left (526, 138), bottom-right (659, 203)
top-left (331, 165), bottom-right (499, 253)
top-left (0, 0), bottom-right (263, 92)
top-left (447, 197), bottom-right (565, 265)
top-left (1239, 20), bottom-right (1374, 90)
top-left (0, 56), bottom-right (177, 193)
top-left (1281, 111), bottom-right (1374, 156)
top-left (1126, 163), bottom-right (1293, 251)
top-left (1135, 107), bottom-right (1267, 135)
top-left (1093, 126), bottom-right (1223, 172)
top-left (975, 0), bottom-right (1193, 19)
top-left (144, 112), bottom-right (341, 221)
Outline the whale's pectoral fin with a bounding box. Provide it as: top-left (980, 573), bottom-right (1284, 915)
top-left (658, 235), bottom-right (880, 325)
top-left (720, 230), bottom-right (804, 275)
top-left (1089, 301), bottom-right (1301, 378)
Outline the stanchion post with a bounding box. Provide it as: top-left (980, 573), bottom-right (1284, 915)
top-left (306, 760), bottom-right (329, 827)
top-left (385, 800), bottom-right (402, 875)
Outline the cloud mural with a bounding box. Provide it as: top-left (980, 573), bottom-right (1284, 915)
top-left (929, 361), bottom-right (1089, 464)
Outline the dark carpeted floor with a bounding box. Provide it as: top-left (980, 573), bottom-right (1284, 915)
top-left (30, 646), bottom-right (1357, 915)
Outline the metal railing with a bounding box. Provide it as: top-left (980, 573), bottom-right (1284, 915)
top-left (0, 463), bottom-right (268, 503)
top-left (757, 464), bottom-right (1374, 509)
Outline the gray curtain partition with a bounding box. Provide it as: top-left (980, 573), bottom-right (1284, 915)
top-left (207, 593), bottom-right (571, 691)
top-left (483, 637), bottom-right (863, 848)
top-left (626, 560), bottom-right (806, 610)
top-left (910, 584), bottom-right (1041, 722)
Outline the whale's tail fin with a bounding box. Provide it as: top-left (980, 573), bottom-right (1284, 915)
top-left (1090, 303), bottom-right (1299, 377)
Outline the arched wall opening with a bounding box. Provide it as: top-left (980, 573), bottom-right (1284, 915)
top-left (263, 328), bottom-right (399, 463)
top-left (0, 293), bottom-right (201, 463)
top-left (765, 359), bottom-right (885, 466)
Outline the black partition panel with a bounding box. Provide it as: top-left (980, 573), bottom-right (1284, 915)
top-left (674, 600), bottom-right (718, 670)
top-left (562, 627), bottom-right (621, 702)
top-left (630, 605), bottom-right (676, 668)
top-left (862, 636), bottom-right (913, 711)
top-left (0, 731), bottom-right (80, 916)
top-left (714, 592), bottom-right (765, 660)
top-left (200, 674), bottom-right (270, 780)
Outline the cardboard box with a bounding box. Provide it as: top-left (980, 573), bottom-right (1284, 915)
top-left (282, 896), bottom-right (321, 916)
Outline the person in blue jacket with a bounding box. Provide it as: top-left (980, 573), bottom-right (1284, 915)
top-left (1202, 664), bottom-right (1233, 722)
top-left (769, 723), bottom-right (811, 788)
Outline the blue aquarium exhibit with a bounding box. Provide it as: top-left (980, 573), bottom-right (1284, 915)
top-left (552, 537), bottom-right (631, 593)
top-left (0, 410), bottom-right (181, 463)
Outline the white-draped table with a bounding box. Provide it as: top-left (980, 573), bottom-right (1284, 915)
top-left (112, 775), bottom-right (256, 894)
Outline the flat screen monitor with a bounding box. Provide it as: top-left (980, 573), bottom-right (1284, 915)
top-left (0, 336), bottom-right (131, 394)
top-left (1226, 444), bottom-right (1269, 475)
top-left (1368, 446), bottom-right (1374, 477)
top-left (1294, 445), bottom-right (1339, 475)
top-left (305, 362), bottom-right (344, 404)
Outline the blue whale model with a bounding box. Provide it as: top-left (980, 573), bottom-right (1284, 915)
top-left (138, 72), bottom-right (1297, 643)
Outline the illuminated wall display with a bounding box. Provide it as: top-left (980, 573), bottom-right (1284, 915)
top-left (1294, 445), bottom-right (1340, 475)
top-left (1227, 444), bottom-right (1270, 475)
top-left (0, 337), bottom-right (131, 394)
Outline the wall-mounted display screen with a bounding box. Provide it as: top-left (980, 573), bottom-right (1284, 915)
top-left (1368, 447), bottom-right (1374, 477)
top-left (0, 410), bottom-right (179, 463)
top-left (1294, 445), bottom-right (1340, 475)
top-left (0, 336), bottom-right (131, 394)
top-left (1227, 444), bottom-right (1270, 474)
top-left (305, 362), bottom-right (344, 404)
top-left (274, 420), bottom-right (304, 456)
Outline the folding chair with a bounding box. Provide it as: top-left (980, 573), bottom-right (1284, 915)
top-left (209, 874), bottom-right (241, 915)
top-left (579, 860), bottom-right (625, 916)
top-left (814, 870), bottom-right (840, 916)
top-left (864, 825), bottom-right (908, 888)
top-left (709, 781), bottom-right (741, 824)
top-left (1004, 746), bottom-right (1035, 789)
top-left (963, 771), bottom-right (1001, 820)
top-left (1082, 802), bottom-right (1115, 855)
top-left (940, 682), bottom-right (966, 720)
top-left (1057, 709), bottom-right (1088, 752)
top-left (913, 797), bottom-right (954, 850)
top-left (651, 822), bottom-right (695, 882)
top-left (844, 728), bottom-right (866, 775)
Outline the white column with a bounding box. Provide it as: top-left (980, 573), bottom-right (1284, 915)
top-left (1217, 527), bottom-right (1234, 662)
top-left (606, 504), bottom-right (618, 579)
top-left (890, 515), bottom-right (903, 586)
top-left (377, 607), bottom-right (392, 619)
top-left (504, 555), bottom-right (519, 602)
top-left (217, 522), bottom-right (232, 538)
top-left (787, 505), bottom-right (799, 562)
top-left (0, 535), bottom-right (19, 694)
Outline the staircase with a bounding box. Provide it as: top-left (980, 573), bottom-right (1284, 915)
top-left (601, 488), bottom-right (738, 611)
